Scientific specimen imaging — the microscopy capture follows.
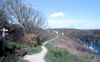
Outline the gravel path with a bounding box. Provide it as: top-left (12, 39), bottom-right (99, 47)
top-left (23, 35), bottom-right (59, 62)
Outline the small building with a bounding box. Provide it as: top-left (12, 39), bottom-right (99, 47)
top-left (54, 31), bottom-right (58, 34)
top-left (58, 32), bottom-right (64, 35)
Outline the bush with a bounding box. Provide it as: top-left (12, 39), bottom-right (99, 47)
top-left (5, 40), bottom-right (21, 49)
top-left (2, 53), bottom-right (28, 62)
top-left (6, 40), bottom-right (29, 48)
top-left (7, 24), bottom-right (25, 43)
top-left (5, 40), bottom-right (29, 54)
top-left (54, 48), bottom-right (64, 57)
top-left (24, 34), bottom-right (41, 47)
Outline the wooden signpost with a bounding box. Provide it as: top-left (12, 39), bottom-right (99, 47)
top-left (0, 28), bottom-right (8, 51)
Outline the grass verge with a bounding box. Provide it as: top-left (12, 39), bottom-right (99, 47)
top-left (45, 44), bottom-right (90, 62)
top-left (28, 45), bottom-right (42, 55)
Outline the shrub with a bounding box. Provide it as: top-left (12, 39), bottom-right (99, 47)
top-left (5, 40), bottom-right (29, 54)
top-left (6, 24), bottom-right (25, 43)
top-left (3, 53), bottom-right (28, 62)
top-left (5, 40), bottom-right (21, 49)
top-left (5, 40), bottom-right (29, 49)
top-left (54, 48), bottom-right (64, 57)
top-left (90, 55), bottom-right (95, 59)
top-left (24, 34), bottom-right (41, 47)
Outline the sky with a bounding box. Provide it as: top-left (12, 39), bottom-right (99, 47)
top-left (26, 0), bottom-right (100, 29)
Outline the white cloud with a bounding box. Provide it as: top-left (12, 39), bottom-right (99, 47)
top-left (48, 20), bottom-right (100, 29)
top-left (50, 12), bottom-right (65, 17)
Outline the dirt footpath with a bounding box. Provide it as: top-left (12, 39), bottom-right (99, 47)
top-left (24, 46), bottom-right (47, 62)
top-left (23, 35), bottom-right (59, 62)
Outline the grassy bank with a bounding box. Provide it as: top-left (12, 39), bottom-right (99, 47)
top-left (45, 44), bottom-right (90, 62)
top-left (28, 45), bottom-right (42, 55)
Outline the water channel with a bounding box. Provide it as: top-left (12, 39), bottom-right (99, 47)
top-left (84, 42), bottom-right (100, 54)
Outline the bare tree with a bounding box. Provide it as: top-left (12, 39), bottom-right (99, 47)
top-left (0, 9), bottom-right (8, 28)
top-left (1, 0), bottom-right (47, 34)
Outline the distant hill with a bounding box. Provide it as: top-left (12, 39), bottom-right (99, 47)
top-left (49, 28), bottom-right (100, 43)
top-left (48, 28), bottom-right (100, 62)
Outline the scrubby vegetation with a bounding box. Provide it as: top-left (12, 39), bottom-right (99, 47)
top-left (3, 40), bottom-right (42, 62)
top-left (1, 0), bottom-right (98, 62)
top-left (2, 54), bottom-right (28, 62)
top-left (0, 0), bottom-right (48, 61)
top-left (24, 34), bottom-right (41, 47)
top-left (45, 44), bottom-right (91, 62)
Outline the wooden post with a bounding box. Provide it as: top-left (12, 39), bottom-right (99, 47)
top-left (0, 28), bottom-right (8, 51)
top-left (54, 46), bottom-right (55, 52)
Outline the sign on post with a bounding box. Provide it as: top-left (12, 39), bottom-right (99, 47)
top-left (0, 28), bottom-right (8, 51)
